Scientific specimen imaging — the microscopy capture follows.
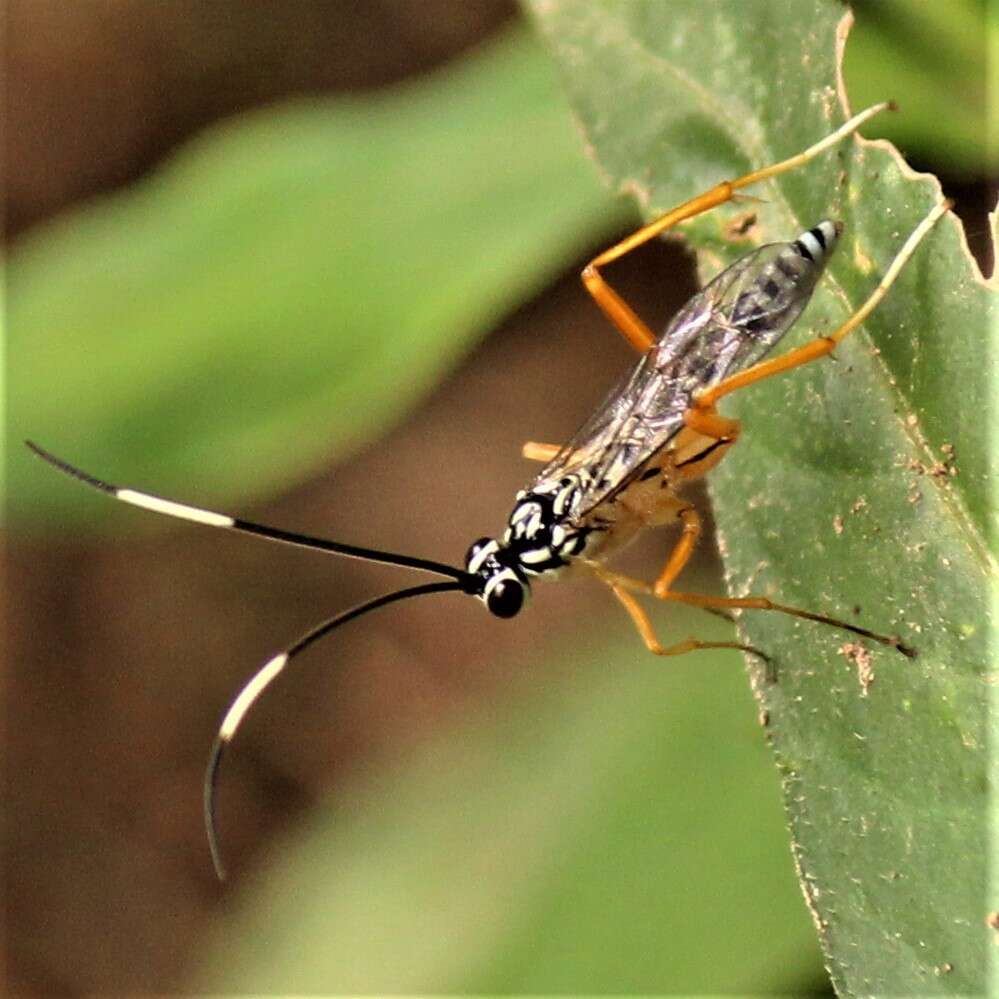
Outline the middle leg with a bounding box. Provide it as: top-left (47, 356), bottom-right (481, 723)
top-left (604, 560), bottom-right (915, 658)
top-left (604, 575), bottom-right (764, 660)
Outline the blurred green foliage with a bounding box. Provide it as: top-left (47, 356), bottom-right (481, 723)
top-left (10, 28), bottom-right (629, 530)
top-left (12, 1), bottom-right (994, 995)
top-left (531, 0), bottom-right (993, 994)
top-left (200, 607), bottom-right (822, 994)
top-left (846, 0), bottom-right (997, 175)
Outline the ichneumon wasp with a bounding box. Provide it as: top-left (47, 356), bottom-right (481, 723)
top-left (28, 102), bottom-right (949, 879)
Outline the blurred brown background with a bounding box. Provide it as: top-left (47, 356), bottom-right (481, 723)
top-left (8, 2), bottom-right (711, 993)
top-left (9, 2), bottom-right (992, 994)
top-left (8, 1), bottom-right (512, 239)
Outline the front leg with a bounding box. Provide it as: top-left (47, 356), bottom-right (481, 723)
top-left (591, 541), bottom-right (914, 658)
top-left (609, 579), bottom-right (763, 658)
top-left (522, 440), bottom-right (562, 463)
top-left (653, 506), bottom-right (702, 597)
top-left (595, 567), bottom-right (764, 659)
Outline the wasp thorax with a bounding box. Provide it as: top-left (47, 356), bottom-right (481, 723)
top-left (498, 479), bottom-right (594, 578)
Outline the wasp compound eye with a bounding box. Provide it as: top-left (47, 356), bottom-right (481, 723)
top-left (485, 577), bottom-right (524, 619)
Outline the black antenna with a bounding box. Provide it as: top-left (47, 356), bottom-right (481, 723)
top-left (26, 441), bottom-right (480, 878)
top-left (25, 441), bottom-right (474, 586)
top-left (204, 579), bottom-right (464, 880)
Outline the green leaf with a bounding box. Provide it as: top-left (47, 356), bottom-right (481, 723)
top-left (528, 0), bottom-right (995, 995)
top-left (9, 26), bottom-right (628, 531)
top-left (198, 607), bottom-right (822, 994)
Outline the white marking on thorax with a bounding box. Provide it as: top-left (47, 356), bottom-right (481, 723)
top-left (520, 547), bottom-right (554, 566)
top-left (510, 501), bottom-right (538, 525)
top-left (553, 482), bottom-right (577, 517)
top-left (509, 499), bottom-right (545, 540)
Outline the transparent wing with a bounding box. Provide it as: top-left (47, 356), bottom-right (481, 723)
top-left (532, 241), bottom-right (826, 517)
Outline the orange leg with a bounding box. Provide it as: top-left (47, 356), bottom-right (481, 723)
top-left (660, 590), bottom-right (915, 657)
top-left (582, 103), bottom-right (894, 355)
top-left (679, 409), bottom-right (741, 444)
top-left (653, 507), bottom-right (702, 596)
top-left (692, 199), bottom-right (950, 410)
top-left (601, 562), bottom-right (915, 658)
top-left (522, 441), bottom-right (562, 463)
top-left (606, 579), bottom-right (764, 660)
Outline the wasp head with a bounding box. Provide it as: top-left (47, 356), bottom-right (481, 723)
top-left (463, 537), bottom-right (529, 618)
